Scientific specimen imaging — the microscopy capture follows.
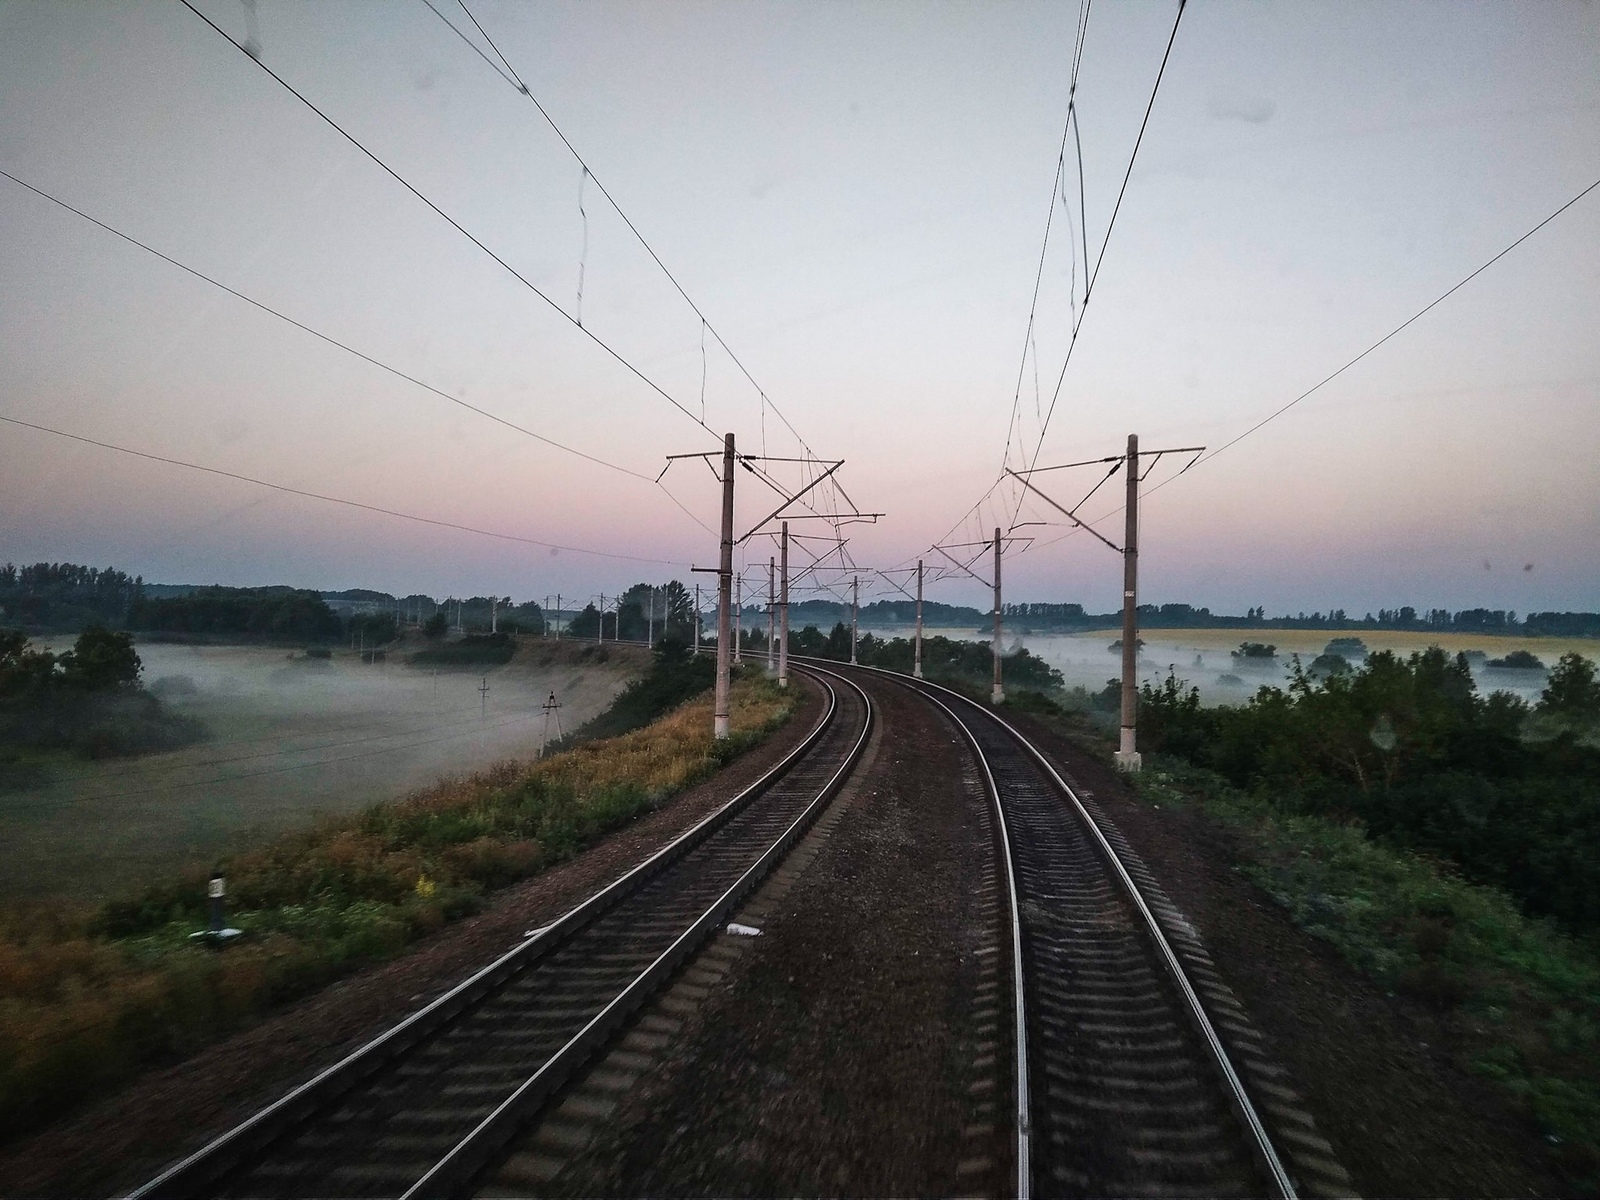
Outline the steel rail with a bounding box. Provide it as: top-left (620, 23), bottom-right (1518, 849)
top-left (128, 664), bottom-right (868, 1200)
top-left (401, 663), bottom-right (873, 1197)
top-left (905, 683), bottom-right (1031, 1200)
top-left (823, 659), bottom-right (1296, 1200)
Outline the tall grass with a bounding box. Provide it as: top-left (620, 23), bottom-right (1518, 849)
top-left (0, 671), bottom-right (790, 1143)
top-left (1133, 757), bottom-right (1600, 1182)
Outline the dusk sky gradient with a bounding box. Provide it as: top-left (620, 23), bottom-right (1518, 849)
top-left (1, 0), bottom-right (1597, 615)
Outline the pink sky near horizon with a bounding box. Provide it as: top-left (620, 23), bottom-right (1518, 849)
top-left (1, 1), bottom-right (1596, 615)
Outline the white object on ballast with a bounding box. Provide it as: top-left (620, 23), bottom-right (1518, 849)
top-left (726, 922), bottom-right (762, 937)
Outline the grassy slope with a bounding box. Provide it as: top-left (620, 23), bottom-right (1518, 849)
top-left (1044, 721), bottom-right (1600, 1183)
top-left (0, 669), bottom-right (790, 1143)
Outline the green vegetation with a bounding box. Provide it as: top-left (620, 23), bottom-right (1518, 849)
top-left (1488, 649), bottom-right (1547, 671)
top-left (129, 586), bottom-right (343, 642)
top-left (0, 671), bottom-right (791, 1142)
top-left (0, 628), bottom-right (204, 781)
top-left (1127, 649), bottom-right (1600, 1175)
top-left (407, 632), bottom-right (517, 667)
top-left (549, 639), bottom-right (715, 749)
top-left (0, 563), bottom-right (143, 631)
top-left (788, 623), bottom-right (1065, 692)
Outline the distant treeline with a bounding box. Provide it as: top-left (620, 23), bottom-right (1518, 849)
top-left (6, 561), bottom-right (1597, 640)
top-left (0, 563), bottom-right (144, 629)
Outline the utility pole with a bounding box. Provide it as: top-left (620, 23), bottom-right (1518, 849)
top-left (778, 520), bottom-right (790, 689)
top-left (992, 526), bottom-right (1004, 706)
top-left (1117, 433), bottom-right (1141, 771)
top-left (850, 575), bottom-right (859, 665)
top-left (914, 558), bottom-right (925, 679)
top-left (734, 573), bottom-right (743, 664)
top-left (694, 583), bottom-right (702, 656)
top-left (1005, 433), bottom-right (1201, 775)
top-left (540, 689), bottom-right (563, 756)
top-left (555, 593), bottom-right (562, 640)
top-left (713, 432), bottom-right (735, 740)
top-left (490, 596), bottom-right (497, 634)
top-left (647, 587), bottom-right (655, 648)
top-left (596, 594), bottom-right (604, 644)
top-left (767, 557), bottom-right (776, 673)
top-left (478, 675), bottom-right (489, 719)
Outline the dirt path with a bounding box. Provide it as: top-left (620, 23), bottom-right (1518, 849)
top-left (0, 675), bottom-right (824, 1200)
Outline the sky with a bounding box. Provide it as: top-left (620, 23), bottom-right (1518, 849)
top-left (1, 0), bottom-right (1597, 616)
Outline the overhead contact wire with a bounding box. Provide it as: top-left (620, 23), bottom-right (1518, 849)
top-left (178, 0), bottom-right (717, 441)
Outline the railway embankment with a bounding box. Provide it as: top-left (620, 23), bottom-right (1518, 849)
top-left (0, 660), bottom-right (816, 1199)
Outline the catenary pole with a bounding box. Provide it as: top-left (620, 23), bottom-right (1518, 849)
top-left (778, 521), bottom-right (790, 689)
top-left (713, 432), bottom-right (735, 739)
top-left (734, 572), bottom-right (743, 664)
top-left (914, 558), bottom-right (924, 679)
top-left (694, 583), bottom-right (702, 656)
top-left (851, 575), bottom-right (859, 664)
top-left (992, 527), bottom-right (1005, 705)
top-left (1117, 433), bottom-right (1142, 771)
top-left (767, 557), bottom-right (776, 673)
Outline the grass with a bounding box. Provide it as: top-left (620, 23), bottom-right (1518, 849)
top-left (1128, 755), bottom-right (1600, 1182)
top-left (0, 668), bottom-right (791, 1143)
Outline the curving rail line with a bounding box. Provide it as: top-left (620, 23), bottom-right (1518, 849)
top-left (840, 663), bottom-right (1297, 1200)
top-left (129, 664), bottom-right (873, 1200)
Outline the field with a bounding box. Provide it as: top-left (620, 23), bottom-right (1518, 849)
top-left (0, 637), bottom-right (644, 903)
top-left (877, 625), bottom-right (1592, 704)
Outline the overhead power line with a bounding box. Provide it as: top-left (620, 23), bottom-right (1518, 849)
top-left (0, 413), bottom-right (692, 566)
top-left (178, 0), bottom-right (719, 442)
top-left (427, 0), bottom-right (822, 463)
top-left (1193, 172), bottom-right (1600, 467)
top-left (1026, 170), bottom-right (1600, 554)
top-left (0, 167), bottom-right (647, 482)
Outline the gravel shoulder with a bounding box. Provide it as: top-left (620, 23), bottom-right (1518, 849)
top-left (0, 676), bottom-right (824, 1200)
top-left (1007, 708), bottom-right (1575, 1198)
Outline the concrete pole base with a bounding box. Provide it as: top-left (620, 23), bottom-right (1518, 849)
top-left (851, 656), bottom-right (858, 665)
top-left (1114, 750), bottom-right (1143, 772)
top-left (991, 685), bottom-right (1005, 706)
top-left (713, 715), bottom-right (730, 739)
top-left (913, 666), bottom-right (923, 679)
top-left (779, 677), bottom-right (789, 689)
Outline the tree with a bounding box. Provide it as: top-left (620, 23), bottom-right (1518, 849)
top-left (422, 612), bottom-right (448, 639)
top-left (1539, 653), bottom-right (1600, 722)
top-left (58, 626), bottom-right (141, 691)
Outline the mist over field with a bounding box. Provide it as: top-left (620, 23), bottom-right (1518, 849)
top-left (2, 638), bottom-right (644, 902)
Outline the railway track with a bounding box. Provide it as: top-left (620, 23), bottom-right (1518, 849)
top-left (840, 664), bottom-right (1304, 1199)
top-left (129, 664), bottom-right (872, 1200)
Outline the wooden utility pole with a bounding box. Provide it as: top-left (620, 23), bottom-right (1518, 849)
top-left (914, 558), bottom-right (924, 679)
top-left (778, 521), bottom-right (790, 689)
top-left (713, 432), bottom-right (735, 739)
top-left (992, 527), bottom-right (1004, 705)
top-left (1117, 433), bottom-right (1141, 771)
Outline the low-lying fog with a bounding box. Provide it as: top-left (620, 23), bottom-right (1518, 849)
top-left (4, 639), bottom-right (643, 903)
top-left (881, 626), bottom-right (1579, 705)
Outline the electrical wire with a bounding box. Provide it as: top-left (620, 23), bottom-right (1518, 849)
top-left (0, 167), bottom-right (650, 483)
top-left (436, 0), bottom-right (825, 463)
top-left (178, 0), bottom-right (719, 442)
top-left (0, 413), bottom-right (693, 566)
top-left (1192, 172), bottom-right (1600, 468)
